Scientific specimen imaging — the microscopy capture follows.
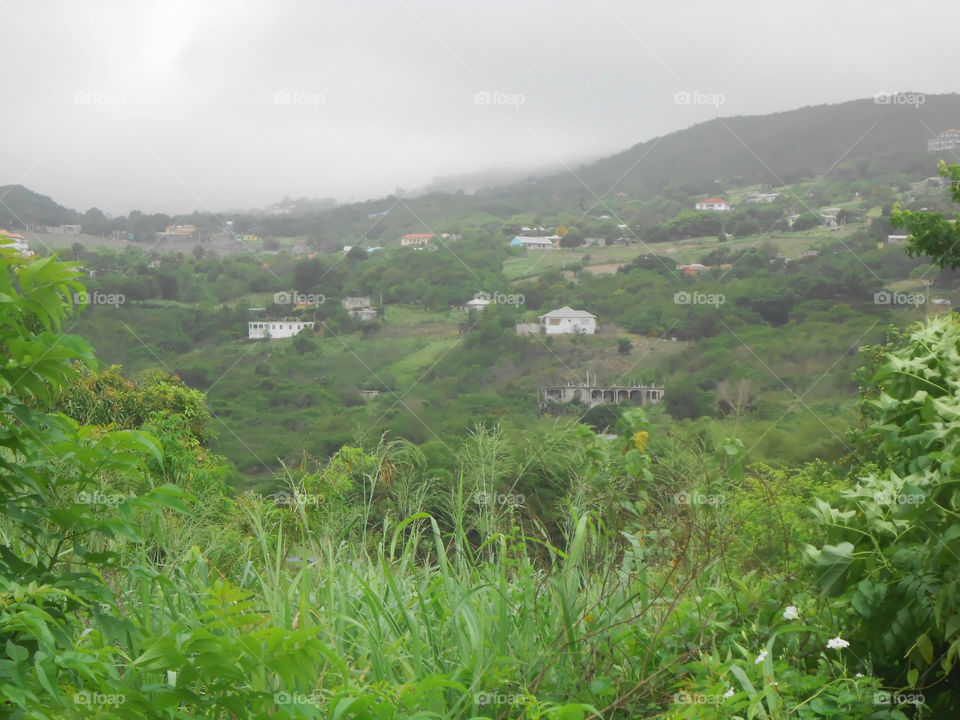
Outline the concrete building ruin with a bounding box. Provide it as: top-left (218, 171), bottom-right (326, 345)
top-left (538, 376), bottom-right (665, 409)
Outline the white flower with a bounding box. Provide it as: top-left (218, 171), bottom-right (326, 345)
top-left (855, 673), bottom-right (863, 678)
top-left (826, 637), bottom-right (850, 649)
top-left (722, 687), bottom-right (734, 699)
top-left (755, 650), bottom-right (768, 664)
top-left (782, 606), bottom-right (799, 620)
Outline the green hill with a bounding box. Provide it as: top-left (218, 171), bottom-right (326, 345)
top-left (482, 93), bottom-right (960, 203)
top-left (0, 184), bottom-right (82, 229)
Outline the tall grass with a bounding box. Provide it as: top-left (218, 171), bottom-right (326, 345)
top-left (95, 458), bottom-right (743, 720)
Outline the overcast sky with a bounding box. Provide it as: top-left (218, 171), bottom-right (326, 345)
top-left (2, 0), bottom-right (958, 216)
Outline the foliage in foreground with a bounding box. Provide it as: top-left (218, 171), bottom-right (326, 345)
top-left (1, 236), bottom-right (956, 717)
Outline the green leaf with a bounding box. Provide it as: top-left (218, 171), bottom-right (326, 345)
top-left (811, 542), bottom-right (854, 596)
top-left (916, 632), bottom-right (934, 665)
top-left (5, 641), bottom-right (28, 663)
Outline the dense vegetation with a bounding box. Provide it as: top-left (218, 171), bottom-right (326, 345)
top-left (59, 199), bottom-right (958, 486)
top-left (3, 227), bottom-right (960, 718)
top-left (5, 125), bottom-right (960, 715)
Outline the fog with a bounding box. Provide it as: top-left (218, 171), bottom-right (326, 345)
top-left (1, 0), bottom-right (957, 214)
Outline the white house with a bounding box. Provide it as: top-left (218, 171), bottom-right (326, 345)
top-left (342, 296), bottom-right (378, 320)
top-left (538, 306), bottom-right (597, 335)
top-left (512, 236), bottom-right (557, 250)
top-left (342, 296), bottom-right (371, 311)
top-left (463, 296), bottom-right (490, 311)
top-left (248, 320), bottom-right (315, 339)
top-left (0, 231), bottom-right (33, 256)
top-left (400, 233), bottom-right (433, 247)
top-left (46, 224), bottom-right (82, 234)
top-left (695, 198), bottom-right (732, 212)
top-left (928, 129), bottom-right (960, 152)
top-left (745, 192), bottom-right (780, 203)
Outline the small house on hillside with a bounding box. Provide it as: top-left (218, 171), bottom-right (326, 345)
top-left (46, 225), bottom-right (82, 234)
top-left (463, 295), bottom-right (490, 311)
top-left (929, 129), bottom-right (960, 152)
top-left (511, 236), bottom-right (558, 250)
top-left (695, 198), bottom-right (731, 212)
top-left (746, 192), bottom-right (780, 203)
top-left (400, 233), bottom-right (433, 247)
top-left (342, 296), bottom-right (377, 320)
top-left (538, 306), bottom-right (597, 335)
top-left (0, 231), bottom-right (33, 256)
top-left (248, 320), bottom-right (315, 339)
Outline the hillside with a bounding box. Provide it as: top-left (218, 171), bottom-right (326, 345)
top-left (6, 94), bottom-right (960, 247)
top-left (8, 99), bottom-right (960, 718)
top-left (485, 93), bottom-right (960, 204)
top-left (0, 184), bottom-right (82, 229)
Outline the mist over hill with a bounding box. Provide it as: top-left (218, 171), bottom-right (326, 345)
top-left (484, 93), bottom-right (960, 204)
top-left (4, 93), bottom-right (960, 241)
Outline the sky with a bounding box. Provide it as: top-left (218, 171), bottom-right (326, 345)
top-left (1, 0), bottom-right (958, 216)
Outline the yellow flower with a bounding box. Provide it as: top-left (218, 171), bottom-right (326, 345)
top-left (633, 430), bottom-right (649, 453)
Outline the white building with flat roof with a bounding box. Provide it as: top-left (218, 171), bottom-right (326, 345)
top-left (248, 320), bottom-right (315, 339)
top-left (929, 129), bottom-right (960, 152)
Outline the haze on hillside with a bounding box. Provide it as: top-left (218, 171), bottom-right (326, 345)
top-left (1, 0), bottom-right (957, 216)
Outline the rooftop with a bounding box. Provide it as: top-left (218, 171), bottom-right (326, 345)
top-left (539, 306), bottom-right (596, 319)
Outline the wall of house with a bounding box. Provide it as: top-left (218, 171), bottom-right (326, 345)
top-left (248, 321), bottom-right (314, 339)
top-left (541, 317), bottom-right (596, 335)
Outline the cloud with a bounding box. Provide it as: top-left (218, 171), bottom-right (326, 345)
top-left (0, 0), bottom-right (956, 214)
